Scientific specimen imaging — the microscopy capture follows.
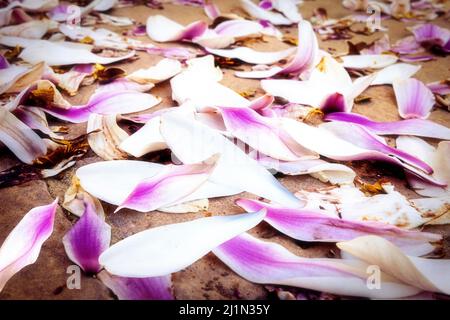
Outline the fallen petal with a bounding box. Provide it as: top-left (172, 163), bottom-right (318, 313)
top-left (393, 78), bottom-right (435, 119)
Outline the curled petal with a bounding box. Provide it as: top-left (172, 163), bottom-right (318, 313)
top-left (325, 112), bottom-right (450, 140)
top-left (412, 23), bottom-right (450, 49)
top-left (341, 54), bottom-right (398, 70)
top-left (98, 271), bottom-right (173, 300)
top-left (0, 19), bottom-right (56, 39)
top-left (126, 58), bottom-right (182, 84)
top-left (146, 15), bottom-right (207, 42)
top-left (63, 202), bottom-right (111, 273)
top-left (117, 155), bottom-right (219, 213)
top-left (393, 78), bottom-right (435, 119)
top-left (337, 236), bottom-right (450, 295)
top-left (0, 200), bottom-right (58, 292)
top-left (212, 233), bottom-right (420, 299)
top-left (99, 210), bottom-right (266, 277)
top-left (87, 114), bottom-right (129, 160)
top-left (0, 108), bottom-right (47, 164)
top-left (240, 0), bottom-right (292, 25)
top-left (237, 199), bottom-right (441, 256)
top-left (160, 112), bottom-right (301, 207)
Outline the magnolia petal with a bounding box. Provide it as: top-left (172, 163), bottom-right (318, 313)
top-left (427, 80), bottom-right (450, 96)
top-left (0, 200), bottom-right (58, 292)
top-left (0, 64), bottom-right (30, 95)
top-left (371, 63), bottom-right (421, 86)
top-left (76, 159), bottom-right (241, 206)
top-left (13, 106), bottom-right (59, 138)
top-left (160, 112), bottom-right (301, 207)
top-left (237, 199), bottom-right (441, 256)
top-left (218, 106), bottom-right (317, 161)
top-left (240, 0), bottom-right (292, 25)
top-left (99, 210), bottom-right (266, 277)
top-left (158, 198), bottom-right (209, 214)
top-left (63, 202), bottom-right (111, 274)
top-left (87, 114), bottom-right (129, 160)
top-left (325, 112), bottom-right (450, 140)
top-left (320, 121), bottom-right (433, 174)
top-left (98, 271), bottom-right (173, 300)
top-left (97, 78), bottom-right (155, 93)
top-left (204, 2), bottom-right (220, 20)
top-left (126, 58), bottom-right (182, 84)
top-left (393, 78), bottom-right (435, 119)
top-left (146, 15), bottom-right (207, 42)
top-left (63, 176), bottom-right (105, 218)
top-left (411, 197), bottom-right (450, 225)
top-left (94, 0), bottom-right (118, 11)
top-left (341, 54), bottom-right (398, 70)
top-left (0, 19), bottom-right (56, 39)
top-left (257, 156), bottom-right (356, 185)
top-left (337, 236), bottom-right (450, 295)
top-left (117, 155), bottom-right (218, 213)
top-left (0, 36), bottom-right (136, 66)
top-left (42, 90), bottom-right (161, 123)
top-left (0, 108), bottom-right (47, 164)
top-left (270, 0), bottom-right (302, 23)
top-left (213, 233), bottom-right (420, 299)
top-left (44, 64), bottom-right (93, 96)
top-left (412, 23), bottom-right (450, 49)
top-left (295, 184), bottom-right (442, 229)
top-left (206, 46), bottom-right (296, 65)
top-left (119, 116), bottom-right (167, 157)
top-left (396, 136), bottom-right (449, 197)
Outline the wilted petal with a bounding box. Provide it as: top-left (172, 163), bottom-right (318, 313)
top-left (0, 36), bottom-right (135, 66)
top-left (412, 23), bottom-right (450, 49)
top-left (127, 58), bottom-right (182, 84)
top-left (0, 108), bottom-right (47, 164)
top-left (0, 200), bottom-right (58, 292)
top-left (99, 210), bottom-right (266, 277)
top-left (146, 15), bottom-right (207, 42)
top-left (213, 233), bottom-right (420, 298)
top-left (218, 106), bottom-right (317, 161)
top-left (0, 19), bottom-right (56, 39)
top-left (237, 199), bottom-right (441, 256)
top-left (396, 136), bottom-right (449, 197)
top-left (63, 202), bottom-right (111, 274)
top-left (427, 79), bottom-right (450, 96)
top-left (87, 114), bottom-right (129, 160)
top-left (393, 78), bottom-right (435, 119)
top-left (325, 112), bottom-right (450, 140)
top-left (160, 112), bottom-right (301, 207)
top-left (337, 236), bottom-right (450, 295)
top-left (341, 54), bottom-right (398, 69)
top-left (372, 63), bottom-right (421, 85)
top-left (98, 271), bottom-right (173, 300)
top-left (63, 176), bottom-right (105, 218)
top-left (117, 155), bottom-right (218, 213)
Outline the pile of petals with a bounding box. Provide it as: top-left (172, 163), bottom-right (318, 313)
top-left (0, 0), bottom-right (449, 301)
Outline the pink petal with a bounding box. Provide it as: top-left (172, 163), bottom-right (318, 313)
top-left (237, 198), bottom-right (441, 256)
top-left (412, 23), bottom-right (450, 49)
top-left (204, 2), bottom-right (220, 19)
top-left (98, 271), bottom-right (173, 300)
top-left (0, 200), bottom-right (58, 292)
top-left (63, 202), bottom-right (111, 274)
top-left (218, 106), bottom-right (317, 161)
top-left (146, 15), bottom-right (207, 42)
top-left (393, 78), bottom-right (435, 119)
top-left (325, 112), bottom-right (450, 140)
top-left (117, 156), bottom-right (218, 212)
top-left (427, 80), bottom-right (450, 96)
top-left (212, 233), bottom-right (420, 298)
top-left (391, 36), bottom-right (423, 54)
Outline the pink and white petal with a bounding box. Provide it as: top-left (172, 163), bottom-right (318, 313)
top-left (97, 78), bottom-right (155, 93)
top-left (371, 63), bottom-right (421, 86)
top-left (0, 108), bottom-right (47, 164)
top-left (337, 236), bottom-right (450, 295)
top-left (160, 112), bottom-right (302, 207)
top-left (206, 46), bottom-right (296, 65)
top-left (270, 0), bottom-right (303, 23)
top-left (98, 271), bottom-right (173, 300)
top-left (203, 2), bottom-right (220, 20)
top-left (325, 112), bottom-right (450, 140)
top-left (63, 202), bottom-right (111, 274)
top-left (126, 58), bottom-right (182, 84)
top-left (117, 155), bottom-right (218, 212)
top-left (427, 80), bottom-right (450, 96)
top-left (99, 210), bottom-right (266, 277)
top-left (0, 200), bottom-right (58, 292)
top-left (146, 15), bottom-right (207, 42)
top-left (240, 0), bottom-right (292, 25)
top-left (218, 106), bottom-right (317, 161)
top-left (341, 54), bottom-right (398, 70)
top-left (212, 233), bottom-right (420, 298)
top-left (412, 23), bottom-right (450, 48)
top-left (392, 35), bottom-right (422, 54)
top-left (236, 199), bottom-right (441, 256)
top-left (393, 78), bottom-right (435, 119)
